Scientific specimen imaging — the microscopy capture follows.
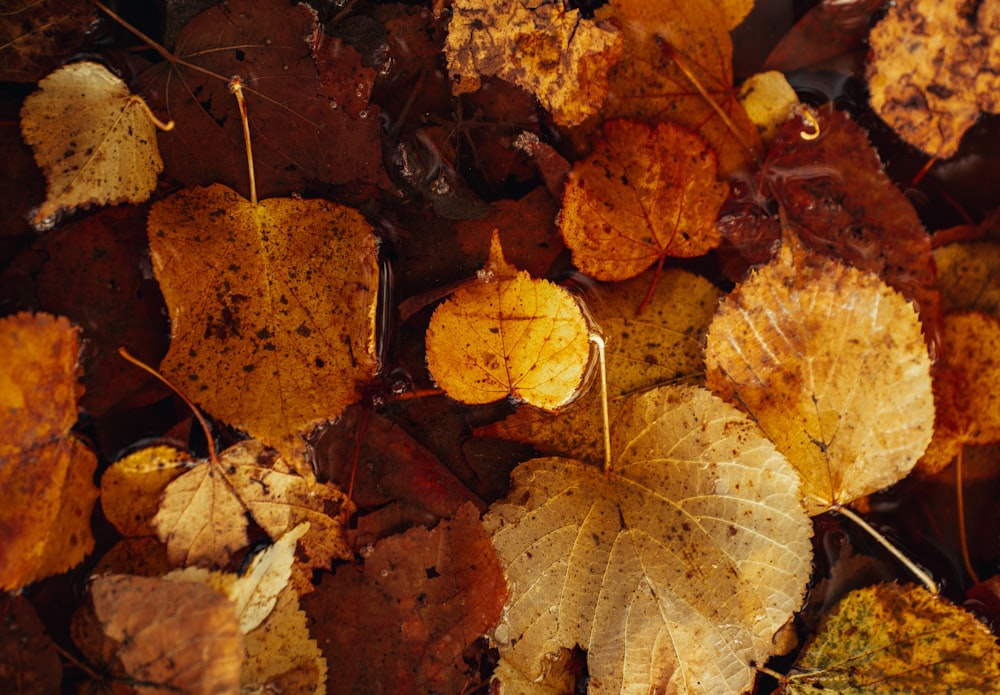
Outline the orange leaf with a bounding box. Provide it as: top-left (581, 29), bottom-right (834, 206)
top-left (0, 312), bottom-right (97, 590)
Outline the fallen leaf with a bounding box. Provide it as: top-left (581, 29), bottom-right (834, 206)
top-left (302, 502), bottom-right (507, 695)
top-left (784, 583), bottom-right (1000, 693)
top-left (20, 61), bottom-right (165, 229)
top-left (867, 0), bottom-right (1000, 159)
top-left (152, 439), bottom-right (352, 569)
top-left (0, 312), bottom-right (97, 591)
top-left (559, 119), bottom-right (728, 285)
top-left (705, 241), bottom-right (935, 515)
top-left (0, 0), bottom-right (95, 82)
top-left (444, 0), bottom-right (623, 126)
top-left (486, 384), bottom-right (813, 695)
top-left (147, 183), bottom-right (379, 455)
top-left (934, 241), bottom-right (1000, 318)
top-left (425, 233), bottom-right (591, 410)
top-left (101, 445), bottom-right (189, 538)
top-left (0, 594), bottom-right (62, 694)
top-left (737, 70), bottom-right (799, 143)
top-left (764, 0), bottom-right (885, 73)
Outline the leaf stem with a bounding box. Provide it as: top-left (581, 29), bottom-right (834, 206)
top-left (955, 447), bottom-right (981, 584)
top-left (836, 504), bottom-right (938, 595)
top-left (589, 333), bottom-right (611, 473)
top-left (230, 78), bottom-right (258, 205)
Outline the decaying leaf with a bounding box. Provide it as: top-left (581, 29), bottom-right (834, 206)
top-left (147, 183), bottom-right (379, 455)
top-left (486, 385), bottom-right (813, 695)
top-left (152, 439), bottom-right (352, 569)
top-left (425, 233), bottom-right (591, 410)
top-left (87, 574), bottom-right (244, 694)
top-left (784, 583), bottom-right (1000, 693)
top-left (444, 0), bottom-right (622, 126)
top-left (101, 445), bottom-right (189, 538)
top-left (20, 61), bottom-right (164, 229)
top-left (0, 312), bottom-right (97, 591)
top-left (705, 241), bottom-right (935, 515)
top-left (0, 0), bottom-right (95, 82)
top-left (867, 0), bottom-right (1000, 159)
top-left (934, 241), bottom-right (1000, 318)
top-left (0, 594), bottom-right (61, 694)
top-left (303, 502), bottom-right (507, 695)
top-left (560, 119), bottom-right (728, 284)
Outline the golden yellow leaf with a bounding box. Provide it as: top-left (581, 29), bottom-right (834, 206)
top-left (0, 312), bottom-right (97, 590)
top-left (147, 183), bottom-right (379, 456)
top-left (152, 439), bottom-right (352, 569)
top-left (100, 445), bottom-right (188, 538)
top-left (867, 0), bottom-right (1000, 159)
top-left (704, 243), bottom-right (935, 515)
top-left (425, 234), bottom-right (591, 410)
top-left (784, 583), bottom-right (1000, 693)
top-left (560, 119), bottom-right (728, 283)
top-left (737, 70), bottom-right (800, 143)
top-left (486, 385), bottom-right (813, 695)
top-left (19, 61), bottom-right (164, 230)
top-left (933, 241), bottom-right (1000, 318)
top-left (444, 0), bottom-right (622, 126)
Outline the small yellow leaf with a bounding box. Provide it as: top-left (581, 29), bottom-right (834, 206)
top-left (101, 445), bottom-right (189, 538)
top-left (737, 70), bottom-right (799, 143)
top-left (20, 61), bottom-right (164, 229)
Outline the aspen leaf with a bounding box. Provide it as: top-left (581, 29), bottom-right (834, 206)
top-left (704, 243), bottom-right (935, 515)
top-left (444, 0), bottom-right (623, 126)
top-left (0, 312), bottom-right (97, 591)
top-left (560, 120), bottom-right (728, 283)
top-left (784, 583), bottom-right (1000, 693)
top-left (425, 233), bottom-right (590, 410)
top-left (152, 439), bottom-right (352, 569)
top-left (147, 183), bottom-right (379, 455)
top-left (486, 385), bottom-right (813, 695)
top-left (19, 61), bottom-right (164, 230)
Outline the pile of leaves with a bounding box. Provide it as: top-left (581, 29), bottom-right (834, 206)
top-left (2, 0), bottom-right (999, 693)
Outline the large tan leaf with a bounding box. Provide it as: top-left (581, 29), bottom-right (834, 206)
top-left (704, 242), bottom-right (935, 515)
top-left (486, 385), bottom-right (813, 695)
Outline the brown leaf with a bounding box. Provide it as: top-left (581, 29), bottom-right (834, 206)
top-left (0, 594), bottom-right (62, 694)
top-left (302, 503), bottom-right (506, 695)
top-left (0, 0), bottom-right (95, 82)
top-left (764, 0), bottom-right (885, 73)
top-left (934, 240), bottom-right (1000, 318)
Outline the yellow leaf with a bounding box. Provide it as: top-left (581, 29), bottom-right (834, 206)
top-left (705, 243), bottom-right (935, 515)
top-left (486, 385), bottom-right (813, 695)
top-left (444, 0), bottom-right (622, 126)
top-left (147, 183), bottom-right (379, 456)
top-left (101, 445), bottom-right (189, 538)
top-left (19, 61), bottom-right (164, 229)
top-left (785, 583), bottom-right (1000, 693)
top-left (425, 234), bottom-right (591, 410)
top-left (737, 70), bottom-right (800, 143)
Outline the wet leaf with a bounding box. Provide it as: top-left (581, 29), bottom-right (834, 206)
top-left (867, 0), bottom-right (1000, 159)
top-left (737, 70), bottom-right (799, 143)
top-left (302, 502), bottom-right (507, 695)
top-left (487, 385), bottom-right (812, 695)
top-left (0, 0), bottom-right (95, 82)
top-left (425, 233), bottom-right (591, 410)
top-left (784, 583), bottom-right (1000, 693)
top-left (0, 312), bottom-right (97, 591)
top-left (934, 241), bottom-right (1000, 318)
top-left (147, 183), bottom-right (379, 455)
top-left (444, 0), bottom-right (623, 127)
top-left (560, 119), bottom-right (728, 283)
top-left (0, 594), bottom-right (61, 694)
top-left (705, 242), bottom-right (935, 515)
top-left (764, 0), bottom-right (885, 73)
top-left (19, 61), bottom-right (164, 229)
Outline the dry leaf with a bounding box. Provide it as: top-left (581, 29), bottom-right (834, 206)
top-left (560, 119), bottom-right (728, 283)
top-left (425, 233), bottom-right (591, 410)
top-left (147, 183), bottom-right (379, 455)
top-left (486, 385), bottom-right (813, 695)
top-left (101, 445), bottom-right (189, 538)
top-left (785, 583), bottom-right (1000, 693)
top-left (20, 61), bottom-right (164, 230)
top-left (0, 312), bottom-right (97, 591)
top-left (444, 0), bottom-right (622, 126)
top-left (867, 0), bottom-right (1000, 159)
top-left (152, 439), bottom-right (351, 569)
top-left (704, 242), bottom-right (935, 515)
top-left (87, 574), bottom-right (243, 694)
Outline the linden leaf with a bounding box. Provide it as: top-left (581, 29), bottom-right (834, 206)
top-left (152, 439), bottom-right (352, 569)
top-left (147, 183), bottom-right (378, 455)
top-left (101, 445), bottom-right (189, 538)
top-left (19, 62), bottom-right (164, 230)
top-left (486, 385), bottom-right (813, 695)
top-left (867, 0), bottom-right (1000, 159)
top-left (784, 583), bottom-right (1000, 693)
top-left (444, 0), bottom-right (623, 127)
top-left (0, 312), bottom-right (97, 591)
top-left (87, 574), bottom-right (244, 695)
top-left (560, 119), bottom-right (728, 284)
top-left (704, 242), bottom-right (935, 515)
top-left (425, 234), bottom-right (591, 410)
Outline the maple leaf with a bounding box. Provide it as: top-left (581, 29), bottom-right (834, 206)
top-left (19, 61), bottom-right (167, 230)
top-left (0, 312), bottom-right (98, 591)
top-left (705, 240), bottom-right (935, 515)
top-left (147, 183), bottom-right (379, 456)
top-left (486, 384), bottom-right (812, 695)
